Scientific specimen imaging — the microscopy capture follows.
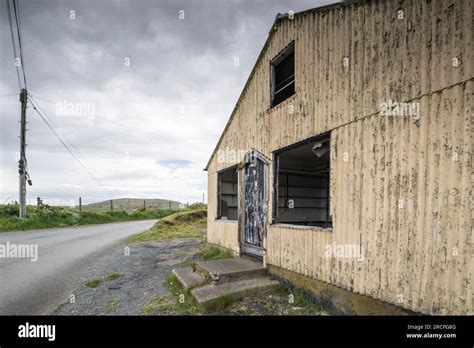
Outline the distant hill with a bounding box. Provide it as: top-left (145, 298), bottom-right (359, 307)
top-left (83, 198), bottom-right (182, 211)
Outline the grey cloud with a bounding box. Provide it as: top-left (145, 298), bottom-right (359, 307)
top-left (1, 0), bottom-right (335, 203)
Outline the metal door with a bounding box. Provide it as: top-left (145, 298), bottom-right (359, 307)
top-left (242, 155), bottom-right (266, 257)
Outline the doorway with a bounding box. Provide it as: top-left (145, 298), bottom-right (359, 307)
top-left (241, 150), bottom-right (268, 258)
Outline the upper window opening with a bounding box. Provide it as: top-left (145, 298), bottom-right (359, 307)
top-left (271, 43), bottom-right (295, 107)
top-left (273, 135), bottom-right (331, 228)
top-left (217, 166), bottom-right (238, 221)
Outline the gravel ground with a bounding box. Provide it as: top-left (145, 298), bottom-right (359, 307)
top-left (53, 238), bottom-right (204, 315)
top-left (53, 235), bottom-right (327, 316)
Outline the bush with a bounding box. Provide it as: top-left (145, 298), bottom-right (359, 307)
top-left (105, 211), bottom-right (129, 218)
top-left (0, 205), bottom-right (185, 232)
top-left (36, 204), bottom-right (73, 219)
top-left (189, 203), bottom-right (207, 210)
top-left (0, 203), bottom-right (19, 217)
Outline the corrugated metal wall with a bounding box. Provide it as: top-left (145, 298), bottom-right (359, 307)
top-left (207, 0), bottom-right (473, 314)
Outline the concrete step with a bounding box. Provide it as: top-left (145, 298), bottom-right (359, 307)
top-left (191, 276), bottom-right (279, 304)
top-left (172, 267), bottom-right (207, 290)
top-left (196, 258), bottom-right (266, 283)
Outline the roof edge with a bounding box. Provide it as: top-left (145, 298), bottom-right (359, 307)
top-left (204, 1), bottom-right (348, 171)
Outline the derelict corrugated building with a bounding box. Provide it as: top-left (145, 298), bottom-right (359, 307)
top-left (204, 0), bottom-right (473, 315)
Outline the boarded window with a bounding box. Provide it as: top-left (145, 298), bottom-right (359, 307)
top-left (271, 43), bottom-right (295, 107)
top-left (273, 135), bottom-right (331, 228)
top-left (217, 166), bottom-right (238, 220)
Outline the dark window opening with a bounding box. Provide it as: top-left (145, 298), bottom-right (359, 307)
top-left (271, 43), bottom-right (295, 107)
top-left (273, 135), bottom-right (331, 228)
top-left (217, 166), bottom-right (238, 221)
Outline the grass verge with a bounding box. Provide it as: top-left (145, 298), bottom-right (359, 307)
top-left (128, 210), bottom-right (207, 243)
top-left (0, 203), bottom-right (182, 232)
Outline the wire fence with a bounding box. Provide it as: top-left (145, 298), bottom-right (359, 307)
top-left (0, 196), bottom-right (190, 212)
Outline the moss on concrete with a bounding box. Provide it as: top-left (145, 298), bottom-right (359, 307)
top-left (268, 265), bottom-right (414, 315)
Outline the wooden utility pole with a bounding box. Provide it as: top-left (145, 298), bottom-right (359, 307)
top-left (79, 197), bottom-right (82, 213)
top-left (110, 199), bottom-right (113, 212)
top-left (168, 201), bottom-right (171, 210)
top-left (18, 89), bottom-right (27, 218)
top-left (202, 193), bottom-right (205, 204)
top-left (143, 199), bottom-right (146, 209)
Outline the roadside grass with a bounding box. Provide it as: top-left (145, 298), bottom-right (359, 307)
top-left (105, 272), bottom-right (121, 281)
top-left (85, 272), bottom-right (122, 288)
top-left (101, 300), bottom-right (119, 313)
top-left (202, 245), bottom-right (233, 260)
top-left (128, 210), bottom-right (207, 243)
top-left (0, 203), bottom-right (181, 232)
top-left (85, 278), bottom-right (103, 288)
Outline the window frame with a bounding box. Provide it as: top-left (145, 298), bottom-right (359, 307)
top-left (270, 41), bottom-right (295, 108)
top-left (272, 133), bottom-right (332, 229)
top-left (216, 165), bottom-right (238, 221)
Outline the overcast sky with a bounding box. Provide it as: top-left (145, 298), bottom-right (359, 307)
top-left (0, 0), bottom-right (335, 206)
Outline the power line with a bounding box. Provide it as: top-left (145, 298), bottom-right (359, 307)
top-left (29, 95), bottom-right (85, 158)
top-left (28, 96), bottom-right (110, 194)
top-left (31, 93), bottom-right (178, 143)
top-left (30, 96), bottom-right (109, 193)
top-left (6, 0), bottom-right (22, 90)
top-left (26, 94), bottom-right (57, 105)
top-left (12, 0), bottom-right (27, 89)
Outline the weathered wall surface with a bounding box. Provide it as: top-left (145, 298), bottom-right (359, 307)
top-left (207, 0), bottom-right (473, 314)
top-left (207, 172), bottom-right (240, 252)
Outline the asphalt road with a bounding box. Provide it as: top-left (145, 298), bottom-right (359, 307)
top-left (0, 220), bottom-right (157, 315)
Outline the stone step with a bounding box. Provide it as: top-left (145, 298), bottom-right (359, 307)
top-left (191, 276), bottom-right (279, 304)
top-left (196, 258), bottom-right (266, 283)
top-left (172, 267), bottom-right (207, 290)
